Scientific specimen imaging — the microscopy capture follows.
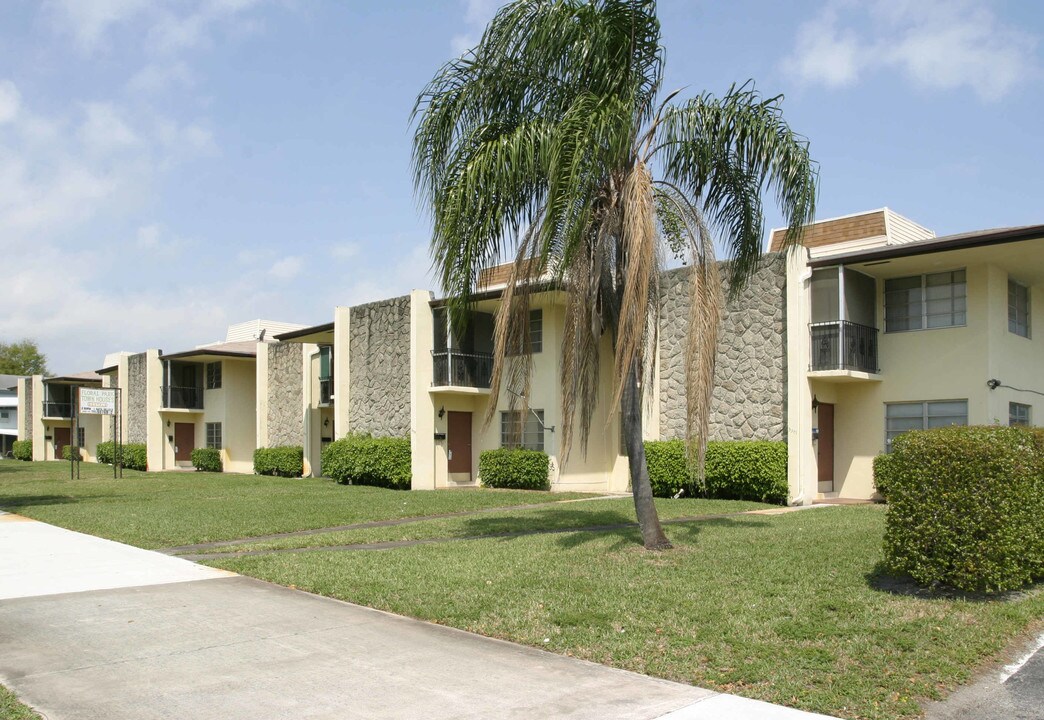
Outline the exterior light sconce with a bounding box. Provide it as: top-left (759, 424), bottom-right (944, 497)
top-left (167, 419), bottom-right (171, 428)
top-left (986, 378), bottom-right (1001, 390)
top-left (811, 395), bottom-right (820, 411)
top-left (438, 406), bottom-right (445, 419)
top-left (323, 418), bottom-right (330, 428)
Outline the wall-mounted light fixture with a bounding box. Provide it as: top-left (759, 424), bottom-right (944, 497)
top-left (438, 406), bottom-right (445, 419)
top-left (986, 378), bottom-right (1001, 390)
top-left (323, 417), bottom-right (330, 428)
top-left (811, 395), bottom-right (820, 411)
top-left (167, 419), bottom-right (171, 428)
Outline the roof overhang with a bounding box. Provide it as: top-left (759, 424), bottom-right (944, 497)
top-left (159, 349), bottom-right (256, 362)
top-left (809, 224), bottom-right (1044, 269)
top-left (274, 321), bottom-right (335, 344)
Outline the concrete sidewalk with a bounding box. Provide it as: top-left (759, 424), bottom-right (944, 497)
top-left (0, 512), bottom-right (838, 720)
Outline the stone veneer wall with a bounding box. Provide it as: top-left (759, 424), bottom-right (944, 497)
top-left (659, 254), bottom-right (787, 441)
top-left (348, 296), bottom-right (411, 437)
top-left (267, 343), bottom-right (304, 446)
top-left (126, 353), bottom-right (148, 444)
top-left (22, 383), bottom-right (32, 440)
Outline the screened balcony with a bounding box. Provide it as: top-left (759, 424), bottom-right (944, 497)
top-left (808, 266), bottom-right (881, 378)
top-left (432, 350), bottom-right (494, 389)
top-left (431, 306), bottom-right (495, 390)
top-left (162, 361), bottom-right (204, 410)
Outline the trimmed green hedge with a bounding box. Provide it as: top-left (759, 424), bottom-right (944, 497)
top-left (12, 440), bottom-right (32, 461)
top-left (96, 441), bottom-right (148, 471)
top-left (321, 434), bottom-right (411, 489)
top-left (191, 447), bottom-right (222, 473)
top-left (254, 446), bottom-right (304, 477)
top-left (872, 453), bottom-right (895, 501)
top-left (883, 426), bottom-right (1044, 594)
top-left (479, 449), bottom-right (550, 490)
top-left (61, 445), bottom-right (84, 461)
top-left (644, 440), bottom-right (788, 504)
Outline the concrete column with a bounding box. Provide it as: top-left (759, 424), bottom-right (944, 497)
top-left (333, 306), bottom-right (351, 439)
top-left (785, 250), bottom-right (815, 505)
top-left (31, 375), bottom-right (45, 462)
top-left (409, 290), bottom-right (437, 490)
top-left (145, 349), bottom-right (165, 472)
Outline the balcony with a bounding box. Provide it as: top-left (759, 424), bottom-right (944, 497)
top-left (43, 402), bottom-right (72, 418)
top-left (809, 321), bottom-right (880, 378)
top-left (162, 385), bottom-right (204, 410)
top-left (432, 350), bottom-right (493, 390)
top-left (319, 377), bottom-right (333, 405)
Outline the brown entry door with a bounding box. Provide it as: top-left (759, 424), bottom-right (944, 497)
top-left (817, 403), bottom-right (835, 491)
top-left (447, 411), bottom-right (472, 477)
top-left (174, 423), bottom-right (195, 462)
top-left (53, 427), bottom-right (71, 460)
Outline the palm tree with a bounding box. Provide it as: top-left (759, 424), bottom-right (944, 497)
top-left (411, 0), bottom-right (817, 550)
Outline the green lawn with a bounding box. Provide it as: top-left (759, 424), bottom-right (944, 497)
top-left (0, 461), bottom-right (594, 548)
top-left (3, 461), bottom-right (1040, 720)
top-left (209, 507), bottom-right (1043, 720)
top-left (195, 496), bottom-right (772, 555)
top-left (0, 686), bottom-right (39, 720)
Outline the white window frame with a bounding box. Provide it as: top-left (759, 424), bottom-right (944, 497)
top-left (205, 422), bottom-right (222, 449)
top-left (500, 409), bottom-right (544, 451)
top-left (1008, 279), bottom-right (1031, 338)
top-left (1009, 402), bottom-right (1031, 427)
top-left (884, 269), bottom-right (967, 333)
top-left (206, 361), bottom-right (222, 390)
top-left (885, 399), bottom-right (968, 451)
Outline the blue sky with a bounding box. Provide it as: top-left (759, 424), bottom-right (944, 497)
top-left (1, 0), bottom-right (1040, 372)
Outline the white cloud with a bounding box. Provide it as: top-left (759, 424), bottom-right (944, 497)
top-left (78, 102), bottom-right (142, 155)
top-left (451, 0), bottom-right (502, 55)
top-left (136, 223), bottom-right (161, 248)
top-left (269, 256), bottom-right (303, 280)
top-left (329, 241), bottom-right (360, 260)
top-left (43, 0), bottom-right (151, 52)
top-left (126, 61), bottom-right (194, 94)
top-left (0, 80), bottom-right (21, 124)
top-left (782, 0), bottom-right (1039, 101)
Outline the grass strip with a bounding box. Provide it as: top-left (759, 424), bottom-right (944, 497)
top-left (0, 461), bottom-right (593, 549)
top-left (208, 506), bottom-right (1044, 720)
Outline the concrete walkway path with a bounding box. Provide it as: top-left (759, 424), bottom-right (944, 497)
top-left (0, 511), bottom-right (838, 720)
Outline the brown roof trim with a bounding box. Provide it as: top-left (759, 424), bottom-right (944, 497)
top-left (429, 281), bottom-right (559, 308)
top-left (45, 375), bottom-right (103, 385)
top-left (159, 348), bottom-right (256, 361)
top-left (95, 365), bottom-right (118, 375)
top-left (809, 223), bottom-right (1044, 268)
top-left (274, 321), bottom-right (335, 341)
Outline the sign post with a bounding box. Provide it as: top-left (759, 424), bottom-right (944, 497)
top-left (79, 387), bottom-right (121, 479)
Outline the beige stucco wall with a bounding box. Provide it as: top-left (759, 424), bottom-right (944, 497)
top-left (788, 249), bottom-right (1044, 502)
top-left (411, 290), bottom-right (647, 493)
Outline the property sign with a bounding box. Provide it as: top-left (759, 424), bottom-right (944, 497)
top-left (79, 388), bottom-right (117, 415)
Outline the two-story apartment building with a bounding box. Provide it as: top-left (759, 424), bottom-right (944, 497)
top-left (782, 211), bottom-right (1044, 502)
top-left (15, 371), bottom-right (106, 461)
top-left (0, 375), bottom-right (21, 456)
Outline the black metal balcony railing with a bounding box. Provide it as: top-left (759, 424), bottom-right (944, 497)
top-left (162, 385), bottom-right (204, 410)
top-left (319, 377), bottom-right (334, 405)
top-left (432, 350), bottom-right (494, 389)
top-left (810, 321), bottom-right (879, 373)
top-left (43, 402), bottom-right (72, 418)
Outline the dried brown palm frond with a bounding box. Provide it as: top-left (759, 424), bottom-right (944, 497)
top-left (609, 160), bottom-right (658, 418)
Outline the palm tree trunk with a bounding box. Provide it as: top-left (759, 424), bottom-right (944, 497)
top-left (621, 364), bottom-right (672, 550)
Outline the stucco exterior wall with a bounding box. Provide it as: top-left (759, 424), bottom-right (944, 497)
top-left (126, 352), bottom-right (148, 444)
top-left (659, 255), bottom-right (787, 442)
top-left (349, 296), bottom-right (412, 437)
top-left (266, 343), bottom-right (304, 447)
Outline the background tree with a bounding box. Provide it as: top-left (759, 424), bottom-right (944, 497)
top-left (0, 339), bottom-right (49, 376)
top-left (412, 0), bottom-right (817, 549)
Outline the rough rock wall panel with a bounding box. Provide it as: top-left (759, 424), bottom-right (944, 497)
top-left (659, 255), bottom-right (787, 441)
top-left (348, 296), bottom-right (411, 437)
top-left (267, 343), bottom-right (304, 447)
top-left (126, 353), bottom-right (148, 444)
top-left (22, 383), bottom-right (32, 440)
